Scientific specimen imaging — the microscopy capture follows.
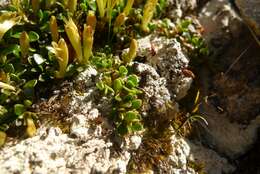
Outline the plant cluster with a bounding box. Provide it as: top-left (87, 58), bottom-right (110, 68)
top-left (93, 39), bottom-right (144, 136)
top-left (175, 19), bottom-right (209, 57)
top-left (148, 18), bottom-right (209, 58)
top-left (0, 0), bottom-right (162, 143)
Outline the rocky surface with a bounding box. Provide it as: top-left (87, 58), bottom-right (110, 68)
top-left (199, 103), bottom-right (260, 159)
top-left (1, 0), bottom-right (260, 173)
top-left (160, 136), bottom-right (235, 174)
top-left (199, 0), bottom-right (243, 56)
top-left (197, 0), bottom-right (260, 173)
top-left (166, 0), bottom-right (197, 19)
top-left (0, 37), bottom-right (196, 173)
top-left (0, 67), bottom-right (131, 174)
top-left (0, 34), bottom-right (235, 174)
top-left (235, 0), bottom-right (260, 36)
top-left (0, 0), bottom-right (8, 7)
top-left (136, 35), bottom-right (193, 100)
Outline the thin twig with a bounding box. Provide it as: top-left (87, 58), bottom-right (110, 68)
top-left (224, 43), bottom-right (252, 76)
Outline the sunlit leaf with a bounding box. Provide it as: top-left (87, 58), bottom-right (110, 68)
top-left (14, 104), bottom-right (25, 116)
top-left (129, 122), bottom-right (143, 132)
top-left (23, 79), bottom-right (37, 88)
top-left (131, 99), bottom-right (142, 109)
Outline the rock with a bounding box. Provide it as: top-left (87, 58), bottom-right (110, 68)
top-left (70, 114), bottom-right (90, 139)
top-left (199, 0), bottom-right (243, 54)
top-left (0, 126), bottom-right (131, 174)
top-left (0, 66), bottom-right (130, 174)
top-left (0, 0), bottom-right (9, 7)
top-left (0, 55), bottom-right (194, 174)
top-left (170, 138), bottom-right (190, 168)
top-left (235, 0), bottom-right (260, 36)
top-left (198, 103), bottom-right (260, 159)
top-left (166, 0), bottom-right (197, 19)
top-left (136, 35), bottom-right (192, 100)
top-left (134, 62), bottom-right (172, 113)
top-left (158, 135), bottom-right (235, 174)
top-left (188, 141), bottom-right (235, 174)
top-left (125, 135), bottom-right (142, 150)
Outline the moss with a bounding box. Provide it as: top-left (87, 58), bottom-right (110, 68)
top-left (187, 160), bottom-right (206, 174)
top-left (127, 130), bottom-right (173, 172)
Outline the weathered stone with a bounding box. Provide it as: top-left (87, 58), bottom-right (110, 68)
top-left (166, 0), bottom-right (197, 19)
top-left (199, 0), bottom-right (243, 53)
top-left (159, 135), bottom-right (235, 174)
top-left (136, 35), bottom-right (192, 100)
top-left (235, 0), bottom-right (260, 36)
top-left (198, 103), bottom-right (260, 159)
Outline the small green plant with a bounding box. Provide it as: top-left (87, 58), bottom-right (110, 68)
top-left (93, 41), bottom-right (143, 136)
top-left (96, 65), bottom-right (144, 136)
top-left (175, 19), bottom-right (209, 57)
top-left (0, 0), bottom-right (163, 143)
top-left (172, 90), bottom-right (208, 136)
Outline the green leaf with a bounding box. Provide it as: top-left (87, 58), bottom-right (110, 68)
top-left (1, 44), bottom-right (20, 56)
top-left (117, 123), bottom-right (128, 136)
top-left (96, 81), bottom-right (104, 90)
top-left (24, 80), bottom-right (37, 89)
top-left (0, 56), bottom-right (7, 64)
top-left (130, 122), bottom-right (143, 132)
top-left (65, 64), bottom-right (78, 77)
top-left (14, 104), bottom-right (26, 116)
top-left (28, 31), bottom-right (40, 42)
top-left (131, 99), bottom-right (142, 109)
top-left (12, 31), bottom-right (39, 42)
top-left (123, 86), bottom-right (142, 95)
top-left (104, 85), bottom-right (114, 95)
top-left (125, 111), bottom-right (138, 122)
top-left (124, 94), bottom-right (135, 102)
top-left (121, 101), bottom-right (132, 108)
top-left (4, 64), bottom-right (15, 73)
top-left (11, 32), bottom-right (22, 38)
top-left (86, 0), bottom-right (97, 11)
top-left (24, 100), bottom-right (32, 107)
top-left (119, 65), bottom-right (128, 77)
top-left (0, 105), bottom-right (8, 116)
top-left (113, 79), bottom-right (123, 93)
top-left (10, 73), bottom-right (20, 82)
top-left (29, 47), bottom-right (36, 52)
top-left (127, 75), bottom-right (139, 88)
top-left (114, 94), bottom-right (122, 101)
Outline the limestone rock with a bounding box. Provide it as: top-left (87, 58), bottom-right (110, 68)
top-left (198, 103), bottom-right (260, 159)
top-left (136, 35), bottom-right (192, 100)
top-left (199, 0), bottom-right (243, 54)
top-left (166, 0), bottom-right (197, 19)
top-left (159, 135), bottom-right (235, 174)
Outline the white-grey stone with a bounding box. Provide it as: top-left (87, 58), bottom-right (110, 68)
top-left (136, 35), bottom-right (192, 100)
top-left (125, 135), bottom-right (142, 150)
top-left (166, 0), bottom-right (197, 19)
top-left (164, 135), bottom-right (235, 174)
top-left (199, 103), bottom-right (260, 159)
top-left (199, 0), bottom-right (243, 52)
